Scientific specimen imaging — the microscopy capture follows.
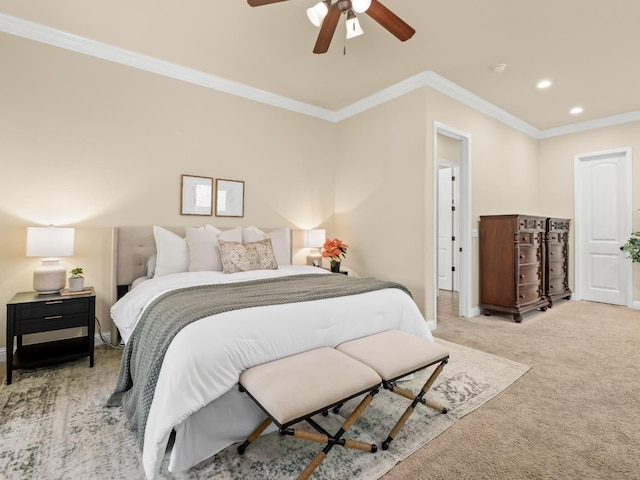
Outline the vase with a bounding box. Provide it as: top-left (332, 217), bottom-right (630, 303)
top-left (330, 261), bottom-right (341, 273)
top-left (68, 277), bottom-right (84, 292)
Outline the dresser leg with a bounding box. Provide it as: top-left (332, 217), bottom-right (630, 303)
top-left (514, 314), bottom-right (523, 323)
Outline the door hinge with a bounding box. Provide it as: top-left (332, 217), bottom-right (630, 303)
top-left (452, 266), bottom-right (456, 272)
top-left (452, 176), bottom-right (456, 181)
top-left (451, 236), bottom-right (456, 241)
top-left (452, 206), bottom-right (456, 211)
top-left (459, 247), bottom-right (463, 252)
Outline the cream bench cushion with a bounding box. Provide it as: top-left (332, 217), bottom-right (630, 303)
top-left (336, 330), bottom-right (449, 381)
top-left (239, 347), bottom-right (381, 426)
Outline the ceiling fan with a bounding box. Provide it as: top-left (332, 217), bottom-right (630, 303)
top-left (247, 0), bottom-right (416, 54)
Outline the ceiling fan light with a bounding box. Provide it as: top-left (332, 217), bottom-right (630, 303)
top-left (346, 11), bottom-right (364, 39)
top-left (307, 1), bottom-right (329, 27)
top-left (352, 0), bottom-right (371, 13)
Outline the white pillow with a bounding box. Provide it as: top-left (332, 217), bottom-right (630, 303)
top-left (186, 225), bottom-right (243, 271)
top-left (242, 227), bottom-right (291, 266)
top-left (153, 226), bottom-right (189, 277)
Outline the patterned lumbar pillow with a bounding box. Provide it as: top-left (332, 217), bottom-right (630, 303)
top-left (218, 238), bottom-right (279, 274)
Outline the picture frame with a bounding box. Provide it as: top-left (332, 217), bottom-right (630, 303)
top-left (215, 179), bottom-right (245, 217)
top-left (181, 174), bottom-right (213, 216)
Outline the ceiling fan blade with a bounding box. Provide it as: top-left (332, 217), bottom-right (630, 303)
top-left (247, 0), bottom-right (288, 6)
top-left (313, 5), bottom-right (341, 54)
top-left (366, 0), bottom-right (415, 42)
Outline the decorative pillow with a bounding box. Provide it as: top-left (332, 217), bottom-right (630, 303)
top-left (153, 226), bottom-right (190, 277)
top-left (146, 254), bottom-right (157, 278)
top-left (186, 226), bottom-right (243, 271)
top-left (219, 238), bottom-right (279, 273)
top-left (242, 227), bottom-right (291, 266)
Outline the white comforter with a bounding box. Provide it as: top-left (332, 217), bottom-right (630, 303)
top-left (111, 266), bottom-right (433, 479)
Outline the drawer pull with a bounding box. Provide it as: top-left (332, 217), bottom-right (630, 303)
top-left (519, 294), bottom-right (524, 299)
top-left (519, 255), bottom-right (524, 259)
top-left (519, 275), bottom-right (524, 279)
top-left (45, 301), bottom-right (63, 305)
top-left (45, 315), bottom-right (63, 320)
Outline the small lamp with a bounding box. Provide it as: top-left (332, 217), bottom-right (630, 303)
top-left (346, 10), bottom-right (364, 39)
top-left (307, 0), bottom-right (330, 27)
top-left (26, 226), bottom-right (75, 294)
top-left (305, 229), bottom-right (326, 267)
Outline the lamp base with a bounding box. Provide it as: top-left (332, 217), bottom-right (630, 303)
top-left (306, 253), bottom-right (322, 268)
top-left (33, 258), bottom-right (66, 294)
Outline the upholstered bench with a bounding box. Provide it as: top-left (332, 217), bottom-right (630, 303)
top-left (237, 347), bottom-right (382, 480)
top-left (336, 330), bottom-right (450, 450)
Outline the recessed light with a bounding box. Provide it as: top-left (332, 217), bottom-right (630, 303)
top-left (570, 106), bottom-right (583, 115)
top-left (537, 79), bottom-right (552, 89)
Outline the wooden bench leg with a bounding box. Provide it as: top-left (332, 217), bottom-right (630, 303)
top-left (282, 388), bottom-right (379, 479)
top-left (382, 359), bottom-right (448, 450)
top-left (237, 417), bottom-right (272, 455)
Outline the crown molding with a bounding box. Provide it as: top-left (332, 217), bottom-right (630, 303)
top-left (2, 13), bottom-right (638, 139)
top-left (539, 110), bottom-right (640, 139)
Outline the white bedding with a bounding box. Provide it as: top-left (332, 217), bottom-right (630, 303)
top-left (110, 265), bottom-right (433, 479)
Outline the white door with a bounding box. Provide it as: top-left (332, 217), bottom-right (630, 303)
top-left (438, 167), bottom-right (453, 290)
top-left (575, 149), bottom-right (632, 305)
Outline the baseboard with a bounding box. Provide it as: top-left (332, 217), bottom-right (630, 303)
top-left (0, 332), bottom-right (112, 364)
top-left (632, 301), bottom-right (640, 310)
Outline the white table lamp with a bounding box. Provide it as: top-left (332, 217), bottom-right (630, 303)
top-left (305, 229), bottom-right (326, 267)
top-left (26, 226), bottom-right (75, 294)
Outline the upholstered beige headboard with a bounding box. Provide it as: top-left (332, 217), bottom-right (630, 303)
top-left (111, 225), bottom-right (293, 298)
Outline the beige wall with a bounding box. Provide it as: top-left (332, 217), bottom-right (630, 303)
top-left (0, 36), bottom-right (337, 349)
top-left (335, 87), bottom-right (541, 320)
top-left (538, 122), bottom-right (640, 302)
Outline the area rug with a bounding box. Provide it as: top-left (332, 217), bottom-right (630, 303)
top-left (0, 339), bottom-right (530, 480)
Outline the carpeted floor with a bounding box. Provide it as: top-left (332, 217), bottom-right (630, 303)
top-left (0, 334), bottom-right (527, 479)
top-left (382, 299), bottom-right (640, 480)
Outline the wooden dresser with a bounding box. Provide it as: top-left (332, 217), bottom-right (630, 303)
top-left (545, 218), bottom-right (572, 306)
top-left (480, 214), bottom-right (550, 322)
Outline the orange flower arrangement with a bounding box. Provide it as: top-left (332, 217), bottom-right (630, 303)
top-left (322, 238), bottom-right (348, 271)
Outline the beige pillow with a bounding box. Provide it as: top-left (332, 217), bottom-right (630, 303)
top-left (219, 238), bottom-right (279, 273)
top-left (186, 225), bottom-right (243, 271)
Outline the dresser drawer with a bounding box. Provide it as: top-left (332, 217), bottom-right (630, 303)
top-left (518, 217), bottom-right (545, 231)
top-left (18, 297), bottom-right (89, 320)
top-left (518, 265), bottom-right (541, 285)
top-left (548, 261), bottom-right (567, 276)
top-left (547, 276), bottom-right (568, 295)
top-left (517, 284), bottom-right (542, 305)
top-left (547, 244), bottom-right (565, 260)
top-left (518, 246), bottom-right (540, 265)
top-left (15, 312), bottom-right (89, 335)
top-left (546, 232), bottom-right (567, 244)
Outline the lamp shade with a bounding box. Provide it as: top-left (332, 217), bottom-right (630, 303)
top-left (352, 0), bottom-right (371, 13)
top-left (307, 1), bottom-right (329, 27)
top-left (346, 13), bottom-right (364, 39)
top-left (27, 227), bottom-right (75, 257)
top-left (26, 227), bottom-right (75, 294)
top-left (305, 229), bottom-right (326, 248)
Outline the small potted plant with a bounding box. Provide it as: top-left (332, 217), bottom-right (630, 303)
top-left (69, 267), bottom-right (85, 291)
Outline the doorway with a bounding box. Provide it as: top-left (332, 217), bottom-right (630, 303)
top-left (574, 148), bottom-right (633, 306)
top-left (433, 122), bottom-right (472, 326)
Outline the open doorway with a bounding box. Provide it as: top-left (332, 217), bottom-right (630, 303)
top-left (433, 122), bottom-right (472, 327)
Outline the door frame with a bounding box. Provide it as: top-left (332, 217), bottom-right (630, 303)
top-left (573, 147), bottom-right (633, 307)
top-left (433, 122), bottom-right (472, 325)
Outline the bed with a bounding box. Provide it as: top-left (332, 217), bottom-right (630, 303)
top-left (108, 225), bottom-right (434, 480)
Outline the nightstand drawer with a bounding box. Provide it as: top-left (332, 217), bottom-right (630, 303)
top-left (15, 312), bottom-right (90, 335)
top-left (18, 297), bottom-right (89, 319)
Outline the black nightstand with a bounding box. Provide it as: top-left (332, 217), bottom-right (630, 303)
top-left (5, 287), bottom-right (95, 385)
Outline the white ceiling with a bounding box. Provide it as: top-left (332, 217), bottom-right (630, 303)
top-left (2, 0), bottom-right (640, 131)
